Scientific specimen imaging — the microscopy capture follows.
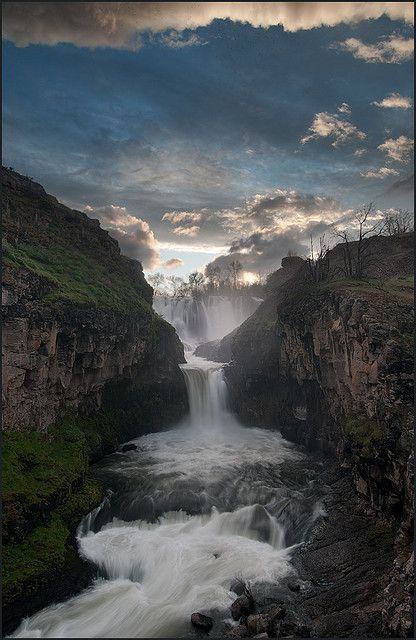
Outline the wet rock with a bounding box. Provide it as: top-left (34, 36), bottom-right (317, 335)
top-left (121, 443), bottom-right (137, 452)
top-left (225, 624), bottom-right (249, 637)
top-left (230, 579), bottom-right (246, 596)
top-left (247, 604), bottom-right (286, 636)
top-left (191, 612), bottom-right (213, 631)
top-left (246, 613), bottom-right (269, 635)
top-left (279, 620), bottom-right (310, 637)
top-left (231, 595), bottom-right (254, 621)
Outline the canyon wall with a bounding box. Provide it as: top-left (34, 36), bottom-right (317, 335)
top-left (2, 166), bottom-right (187, 434)
top-left (1, 166), bottom-right (187, 630)
top-left (222, 240), bottom-right (414, 637)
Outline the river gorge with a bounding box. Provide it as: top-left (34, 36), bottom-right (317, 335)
top-left (2, 168), bottom-right (413, 638)
top-left (11, 349), bottom-right (325, 638)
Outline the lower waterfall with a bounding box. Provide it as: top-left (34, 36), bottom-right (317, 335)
top-left (11, 354), bottom-right (324, 638)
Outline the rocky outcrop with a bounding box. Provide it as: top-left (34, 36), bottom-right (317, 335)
top-left (223, 235), bottom-right (414, 637)
top-left (2, 264), bottom-right (186, 433)
top-left (1, 167), bottom-right (188, 630)
top-left (2, 166), bottom-right (187, 433)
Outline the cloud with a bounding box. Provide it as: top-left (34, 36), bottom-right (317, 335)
top-left (378, 135), bottom-right (414, 163)
top-left (193, 186), bottom-right (352, 275)
top-left (335, 36), bottom-right (414, 63)
top-left (338, 102), bottom-right (351, 114)
top-left (301, 112), bottom-right (366, 147)
top-left (372, 92), bottom-right (413, 108)
top-left (3, 2), bottom-right (413, 49)
top-left (172, 225), bottom-right (201, 237)
top-left (162, 257), bottom-right (184, 269)
top-left (361, 166), bottom-right (399, 179)
top-left (354, 148), bottom-right (367, 156)
top-left (162, 210), bottom-right (203, 224)
top-left (84, 204), bottom-right (160, 269)
top-left (158, 31), bottom-right (207, 49)
top-left (204, 230), bottom-right (309, 277)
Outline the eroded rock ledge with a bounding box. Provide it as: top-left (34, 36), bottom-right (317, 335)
top-left (217, 238), bottom-right (413, 637)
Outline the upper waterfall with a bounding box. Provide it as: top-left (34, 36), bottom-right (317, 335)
top-left (153, 294), bottom-right (262, 348)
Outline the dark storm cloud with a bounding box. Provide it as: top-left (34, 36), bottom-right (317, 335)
top-left (3, 3), bottom-right (412, 49)
top-left (2, 4), bottom-right (413, 276)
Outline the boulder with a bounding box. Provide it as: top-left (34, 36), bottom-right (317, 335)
top-left (247, 604), bottom-right (286, 635)
top-left (230, 579), bottom-right (247, 596)
top-left (231, 595), bottom-right (254, 621)
top-left (121, 443), bottom-right (137, 452)
top-left (225, 624), bottom-right (249, 637)
top-left (279, 620), bottom-right (310, 637)
top-left (191, 612), bottom-right (213, 631)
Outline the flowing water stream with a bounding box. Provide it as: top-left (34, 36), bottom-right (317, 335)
top-left (11, 313), bottom-right (325, 638)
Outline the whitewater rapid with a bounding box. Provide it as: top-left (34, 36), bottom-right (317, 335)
top-left (11, 352), bottom-right (324, 638)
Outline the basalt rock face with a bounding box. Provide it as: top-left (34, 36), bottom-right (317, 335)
top-left (2, 264), bottom-right (186, 433)
top-left (2, 167), bottom-right (187, 434)
top-left (224, 236), bottom-right (414, 637)
top-left (1, 167), bottom-right (187, 630)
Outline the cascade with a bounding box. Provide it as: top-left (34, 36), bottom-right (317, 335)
top-left (153, 294), bottom-right (261, 348)
top-left (10, 294), bottom-right (324, 640)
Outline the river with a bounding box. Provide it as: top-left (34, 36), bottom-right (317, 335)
top-left (11, 301), bottom-right (326, 638)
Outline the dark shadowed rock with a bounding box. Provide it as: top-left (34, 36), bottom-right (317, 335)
top-left (121, 443), bottom-right (137, 452)
top-left (231, 595), bottom-right (254, 621)
top-left (247, 604), bottom-right (286, 635)
top-left (191, 612), bottom-right (213, 631)
top-left (230, 579), bottom-right (246, 596)
top-left (225, 624), bottom-right (249, 637)
top-left (288, 582), bottom-right (301, 592)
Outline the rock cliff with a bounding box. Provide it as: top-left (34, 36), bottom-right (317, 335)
top-left (2, 167), bottom-right (186, 434)
top-left (1, 166), bottom-right (187, 630)
top-left (221, 235), bottom-right (414, 637)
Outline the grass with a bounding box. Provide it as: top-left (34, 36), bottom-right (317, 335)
top-left (345, 413), bottom-right (387, 457)
top-left (3, 477), bottom-right (103, 605)
top-left (2, 238), bottom-right (153, 313)
top-left (320, 275), bottom-right (414, 304)
top-left (2, 417), bottom-right (112, 605)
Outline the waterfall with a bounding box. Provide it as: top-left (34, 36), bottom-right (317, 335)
top-left (180, 356), bottom-right (231, 430)
top-left (10, 291), bottom-right (325, 640)
top-left (153, 294), bottom-right (261, 348)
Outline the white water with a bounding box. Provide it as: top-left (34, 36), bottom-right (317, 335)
top-left (11, 322), bottom-right (323, 638)
top-left (153, 295), bottom-right (261, 349)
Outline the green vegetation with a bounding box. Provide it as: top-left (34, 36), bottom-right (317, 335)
top-left (345, 413), bottom-right (387, 457)
top-left (3, 478), bottom-right (102, 605)
top-left (3, 515), bottom-right (72, 605)
top-left (3, 415), bottom-right (116, 514)
top-left (3, 238), bottom-right (152, 313)
top-left (1, 415), bottom-right (121, 604)
top-left (320, 275), bottom-right (414, 304)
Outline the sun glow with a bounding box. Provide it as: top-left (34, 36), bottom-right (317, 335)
top-left (242, 271), bottom-right (258, 284)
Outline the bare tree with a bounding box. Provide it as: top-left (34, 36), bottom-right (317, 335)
top-left (228, 260), bottom-right (243, 289)
top-left (188, 271), bottom-right (205, 298)
top-left (383, 208), bottom-right (414, 236)
top-left (147, 272), bottom-right (166, 295)
top-left (166, 275), bottom-right (185, 297)
top-left (333, 202), bottom-right (385, 279)
top-left (354, 202), bottom-right (385, 279)
top-left (205, 264), bottom-right (221, 290)
top-left (307, 235), bottom-right (330, 282)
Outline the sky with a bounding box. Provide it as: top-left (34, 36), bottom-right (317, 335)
top-left (2, 2), bottom-right (414, 280)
